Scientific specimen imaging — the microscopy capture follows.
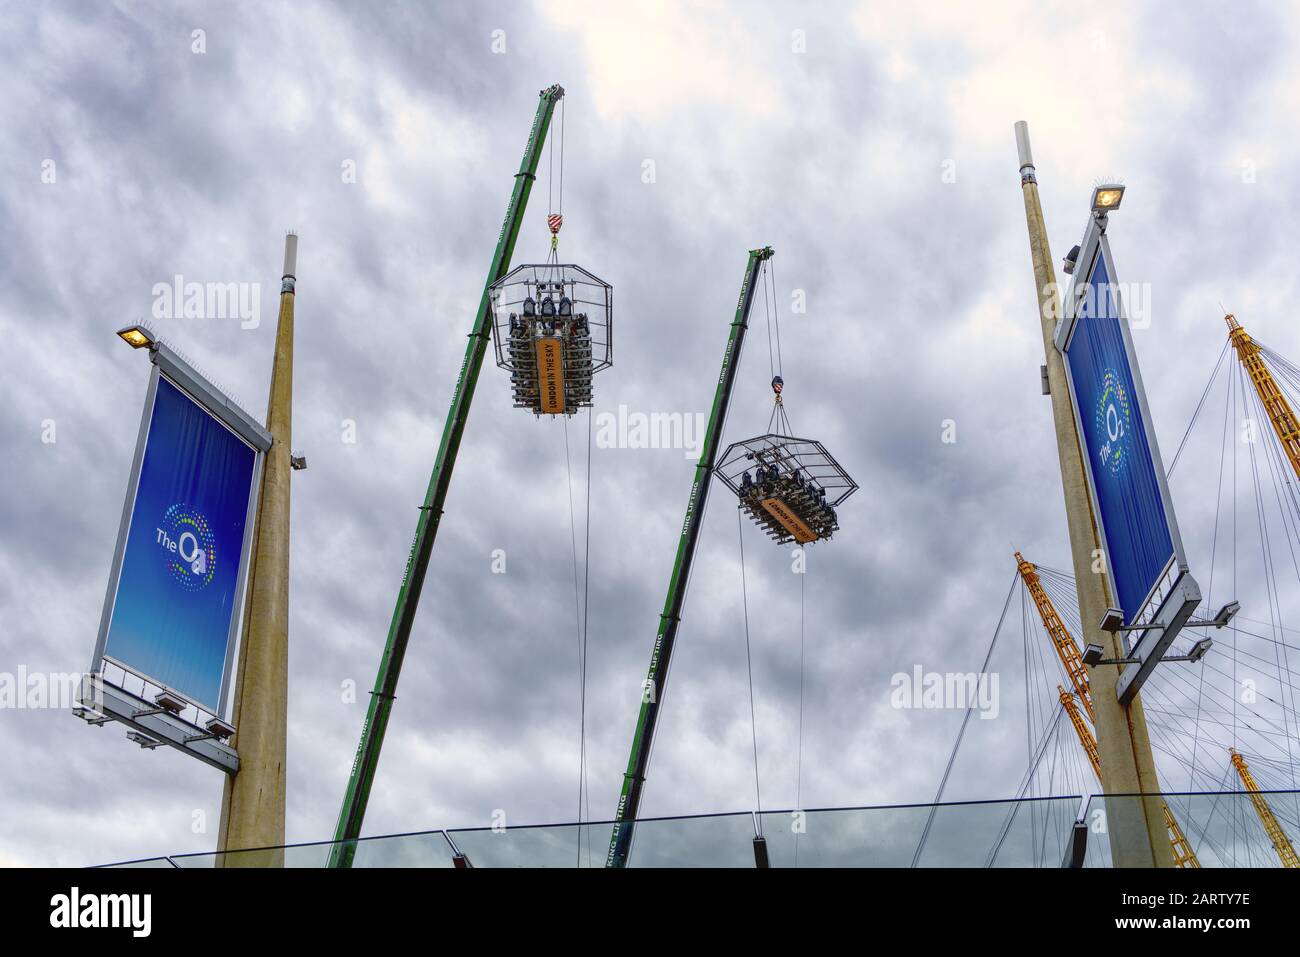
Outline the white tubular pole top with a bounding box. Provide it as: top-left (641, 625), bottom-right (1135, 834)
top-left (282, 233), bottom-right (298, 280)
top-left (1015, 120), bottom-right (1034, 170)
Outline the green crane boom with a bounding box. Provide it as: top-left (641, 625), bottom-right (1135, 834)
top-left (328, 84), bottom-right (565, 868)
top-left (606, 246), bottom-right (774, 868)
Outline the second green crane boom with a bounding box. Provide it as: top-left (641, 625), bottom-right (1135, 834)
top-left (606, 246), bottom-right (773, 868)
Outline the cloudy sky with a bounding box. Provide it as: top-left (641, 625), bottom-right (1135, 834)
top-left (4, 0), bottom-right (1300, 866)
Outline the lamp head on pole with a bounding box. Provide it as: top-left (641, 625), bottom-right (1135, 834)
top-left (115, 322), bottom-right (156, 350)
top-left (1091, 184), bottom-right (1125, 213)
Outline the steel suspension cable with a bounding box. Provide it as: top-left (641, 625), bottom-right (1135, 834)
top-left (563, 415), bottom-right (593, 865)
top-left (1234, 365), bottom-right (1242, 751)
top-left (792, 553), bottom-right (807, 868)
top-left (770, 259), bottom-right (784, 381)
top-left (736, 508), bottom-right (763, 830)
top-left (1191, 363), bottom-right (1233, 790)
top-left (761, 262), bottom-right (793, 436)
top-left (558, 97), bottom-right (565, 219)
top-left (1168, 340), bottom-right (1229, 477)
top-left (562, 418), bottom-right (583, 854)
top-left (984, 709), bottom-right (1065, 867)
top-left (580, 406), bottom-right (594, 864)
top-left (797, 553), bottom-right (807, 811)
top-left (545, 98), bottom-right (566, 276)
top-left (1241, 385), bottom-right (1300, 785)
top-left (762, 260), bottom-right (775, 383)
top-left (911, 572), bottom-right (1018, 867)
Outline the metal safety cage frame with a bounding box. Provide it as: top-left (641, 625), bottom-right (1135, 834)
top-left (488, 262), bottom-right (612, 414)
top-left (1053, 212), bottom-right (1201, 704)
top-left (715, 433), bottom-right (858, 545)
top-left (716, 433), bottom-right (858, 505)
top-left (81, 340), bottom-right (271, 773)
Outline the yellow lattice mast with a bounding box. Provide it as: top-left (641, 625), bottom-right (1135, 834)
top-left (1059, 686), bottom-right (1100, 776)
top-left (1016, 552), bottom-right (1093, 721)
top-left (1019, 551), bottom-right (1198, 865)
top-left (1217, 320), bottom-right (1300, 867)
top-left (1230, 749), bottom-right (1299, 868)
top-left (1160, 803), bottom-right (1199, 868)
top-left (1057, 686), bottom-right (1199, 867)
top-left (1226, 314), bottom-right (1300, 482)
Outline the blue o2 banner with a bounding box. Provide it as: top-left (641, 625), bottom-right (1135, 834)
top-left (102, 375), bottom-right (257, 712)
top-left (1065, 252), bottom-right (1174, 624)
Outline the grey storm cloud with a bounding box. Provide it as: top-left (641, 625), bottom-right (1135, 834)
top-left (2, 0), bottom-right (1299, 865)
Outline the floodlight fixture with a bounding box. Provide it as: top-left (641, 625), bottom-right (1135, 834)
top-left (1091, 184), bottom-right (1125, 213)
top-left (204, 717), bottom-right (236, 740)
top-left (127, 731), bottom-right (163, 750)
top-left (116, 323), bottom-right (155, 349)
top-left (153, 689), bottom-right (187, 715)
top-left (72, 706), bottom-right (107, 725)
top-left (1098, 608), bottom-right (1125, 634)
top-left (1212, 601), bottom-right (1240, 629)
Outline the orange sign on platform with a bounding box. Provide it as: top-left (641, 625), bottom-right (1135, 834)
top-left (536, 338), bottom-right (566, 414)
top-left (761, 497), bottom-right (817, 544)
